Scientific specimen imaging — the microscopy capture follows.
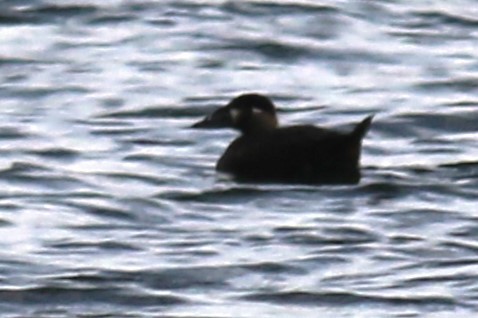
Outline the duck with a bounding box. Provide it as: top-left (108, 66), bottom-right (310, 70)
top-left (192, 93), bottom-right (373, 184)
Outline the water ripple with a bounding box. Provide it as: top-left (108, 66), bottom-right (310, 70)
top-left (241, 290), bottom-right (458, 308)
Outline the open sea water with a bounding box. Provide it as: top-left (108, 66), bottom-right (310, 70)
top-left (1, 0), bottom-right (478, 317)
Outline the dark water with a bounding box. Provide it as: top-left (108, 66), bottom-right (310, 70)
top-left (1, 1), bottom-right (478, 317)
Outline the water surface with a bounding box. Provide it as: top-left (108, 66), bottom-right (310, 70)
top-left (1, 1), bottom-right (478, 317)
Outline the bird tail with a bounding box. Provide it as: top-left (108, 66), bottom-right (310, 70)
top-left (352, 115), bottom-right (374, 140)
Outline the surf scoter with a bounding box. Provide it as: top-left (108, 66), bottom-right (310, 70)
top-left (192, 93), bottom-right (373, 184)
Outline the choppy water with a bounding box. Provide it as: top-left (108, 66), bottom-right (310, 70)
top-left (1, 0), bottom-right (478, 317)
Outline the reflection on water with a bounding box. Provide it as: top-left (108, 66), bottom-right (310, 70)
top-left (0, 0), bottom-right (478, 317)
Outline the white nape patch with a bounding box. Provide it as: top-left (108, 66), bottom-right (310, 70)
top-left (252, 107), bottom-right (263, 114)
top-left (230, 108), bottom-right (240, 122)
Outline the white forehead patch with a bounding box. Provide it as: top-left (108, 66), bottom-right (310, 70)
top-left (230, 108), bottom-right (240, 122)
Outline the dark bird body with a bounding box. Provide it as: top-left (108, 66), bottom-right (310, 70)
top-left (192, 93), bottom-right (373, 184)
